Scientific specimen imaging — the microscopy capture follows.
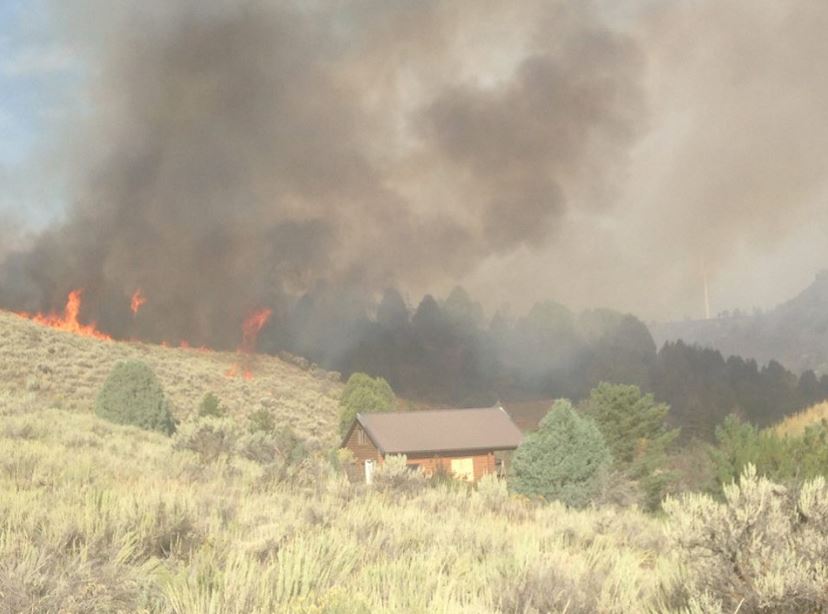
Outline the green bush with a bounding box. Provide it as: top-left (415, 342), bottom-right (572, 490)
top-left (711, 414), bottom-right (828, 491)
top-left (339, 373), bottom-right (395, 436)
top-left (95, 361), bottom-right (175, 435)
top-left (509, 400), bottom-right (611, 507)
top-left (198, 392), bottom-right (225, 418)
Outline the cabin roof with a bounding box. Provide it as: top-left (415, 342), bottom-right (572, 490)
top-left (347, 406), bottom-right (523, 455)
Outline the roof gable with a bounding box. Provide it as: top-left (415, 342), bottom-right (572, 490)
top-left (353, 407), bottom-right (523, 454)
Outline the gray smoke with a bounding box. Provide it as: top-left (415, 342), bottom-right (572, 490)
top-left (0, 1), bottom-right (645, 344)
top-left (463, 1), bottom-right (828, 320)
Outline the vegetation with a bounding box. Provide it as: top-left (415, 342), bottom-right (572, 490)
top-left (95, 361), bottom-right (176, 434)
top-left (582, 383), bottom-right (678, 509)
top-left (653, 269), bottom-right (828, 376)
top-left (3, 302), bottom-right (828, 611)
top-left (269, 284), bottom-right (822, 441)
top-left (773, 400), bottom-right (828, 437)
top-left (0, 399), bottom-right (678, 613)
top-left (0, 310), bottom-right (342, 443)
top-left (509, 400), bottom-right (611, 507)
top-left (338, 372), bottom-right (395, 436)
top-left (197, 392), bottom-right (225, 418)
top-left (665, 464), bottom-right (828, 613)
top-left (710, 414), bottom-right (828, 489)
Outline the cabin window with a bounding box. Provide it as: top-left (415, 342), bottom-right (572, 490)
top-left (450, 457), bottom-right (474, 482)
top-left (357, 428), bottom-right (366, 445)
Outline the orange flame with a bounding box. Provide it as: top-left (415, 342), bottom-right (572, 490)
top-left (17, 290), bottom-right (111, 340)
top-left (241, 308), bottom-right (272, 354)
top-left (130, 289), bottom-right (146, 316)
top-left (225, 308), bottom-right (272, 380)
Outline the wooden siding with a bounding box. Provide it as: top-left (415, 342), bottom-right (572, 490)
top-left (343, 424), bottom-right (501, 483)
top-left (404, 451), bottom-right (496, 482)
top-left (343, 423), bottom-right (383, 465)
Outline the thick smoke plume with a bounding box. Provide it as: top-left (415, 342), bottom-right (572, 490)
top-left (0, 1), bottom-right (643, 346)
top-left (4, 0), bottom-right (828, 345)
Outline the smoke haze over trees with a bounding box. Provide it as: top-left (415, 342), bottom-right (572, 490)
top-left (653, 270), bottom-right (828, 376)
top-left (267, 285), bottom-right (827, 441)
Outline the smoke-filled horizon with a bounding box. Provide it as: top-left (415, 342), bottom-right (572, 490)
top-left (2, 0), bottom-right (828, 345)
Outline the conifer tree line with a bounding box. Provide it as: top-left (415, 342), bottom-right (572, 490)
top-left (261, 286), bottom-right (828, 440)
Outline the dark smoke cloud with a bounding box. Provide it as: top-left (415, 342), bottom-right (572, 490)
top-left (0, 0), bottom-right (645, 345)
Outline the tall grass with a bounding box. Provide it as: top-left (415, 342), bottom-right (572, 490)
top-left (0, 401), bottom-right (685, 613)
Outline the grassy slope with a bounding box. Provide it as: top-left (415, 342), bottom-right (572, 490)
top-left (773, 400), bottom-right (828, 437)
top-left (0, 405), bottom-right (679, 613)
top-left (0, 311), bottom-right (685, 612)
top-left (0, 311), bottom-right (341, 443)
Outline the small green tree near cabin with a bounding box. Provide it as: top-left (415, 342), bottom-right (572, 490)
top-left (581, 382), bottom-right (678, 509)
top-left (95, 361), bottom-right (176, 435)
top-left (509, 400), bottom-right (611, 508)
top-left (339, 373), bottom-right (395, 436)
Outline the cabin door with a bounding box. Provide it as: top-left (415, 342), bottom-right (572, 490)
top-left (450, 457), bottom-right (474, 482)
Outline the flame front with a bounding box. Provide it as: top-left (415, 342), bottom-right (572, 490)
top-left (241, 308), bottom-right (273, 354)
top-left (130, 289), bottom-right (146, 316)
top-left (226, 308), bottom-right (272, 380)
top-left (17, 290), bottom-right (111, 340)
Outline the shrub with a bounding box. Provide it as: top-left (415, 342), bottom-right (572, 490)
top-left (372, 455), bottom-right (426, 494)
top-left (95, 361), bottom-right (175, 434)
top-left (198, 392), bottom-right (225, 418)
top-left (475, 473), bottom-right (510, 511)
top-left (339, 373), bottom-right (395, 437)
top-left (509, 400), bottom-right (611, 507)
top-left (710, 414), bottom-right (828, 491)
top-left (247, 408), bottom-right (276, 434)
top-left (238, 426), bottom-right (304, 466)
top-left (664, 464), bottom-right (828, 613)
top-left (173, 417), bottom-right (240, 463)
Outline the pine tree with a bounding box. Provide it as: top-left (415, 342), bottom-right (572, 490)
top-left (510, 400), bottom-right (611, 507)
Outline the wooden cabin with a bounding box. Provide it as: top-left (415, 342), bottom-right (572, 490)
top-left (341, 406), bottom-right (523, 482)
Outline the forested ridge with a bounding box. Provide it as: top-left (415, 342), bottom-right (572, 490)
top-left (262, 286), bottom-right (827, 440)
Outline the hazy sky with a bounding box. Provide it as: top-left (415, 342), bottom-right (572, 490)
top-left (1, 0), bottom-right (827, 324)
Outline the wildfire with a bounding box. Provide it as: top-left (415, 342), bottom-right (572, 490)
top-left (241, 308), bottom-right (273, 354)
top-left (130, 289), bottom-right (147, 316)
top-left (225, 308), bottom-right (272, 380)
top-left (17, 290), bottom-right (111, 340)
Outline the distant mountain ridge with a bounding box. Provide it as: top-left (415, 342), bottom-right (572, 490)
top-left (651, 270), bottom-right (828, 375)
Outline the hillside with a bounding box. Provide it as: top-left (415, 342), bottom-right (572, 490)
top-left (0, 310), bottom-right (341, 443)
top-left (651, 270), bottom-right (828, 375)
top-left (3, 308), bottom-right (828, 611)
top-left (773, 401), bottom-right (828, 438)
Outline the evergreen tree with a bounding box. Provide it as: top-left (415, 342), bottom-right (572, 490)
top-left (95, 361), bottom-right (175, 435)
top-left (581, 382), bottom-right (678, 509)
top-left (510, 400), bottom-right (611, 507)
top-left (339, 373), bottom-right (395, 436)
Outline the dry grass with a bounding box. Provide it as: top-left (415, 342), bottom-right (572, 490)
top-left (0, 399), bottom-right (683, 613)
top-left (3, 311), bottom-right (826, 612)
top-left (0, 311), bottom-right (341, 444)
top-left (773, 401), bottom-right (828, 438)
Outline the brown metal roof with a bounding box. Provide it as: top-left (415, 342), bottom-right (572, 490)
top-left (354, 407), bottom-right (523, 455)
